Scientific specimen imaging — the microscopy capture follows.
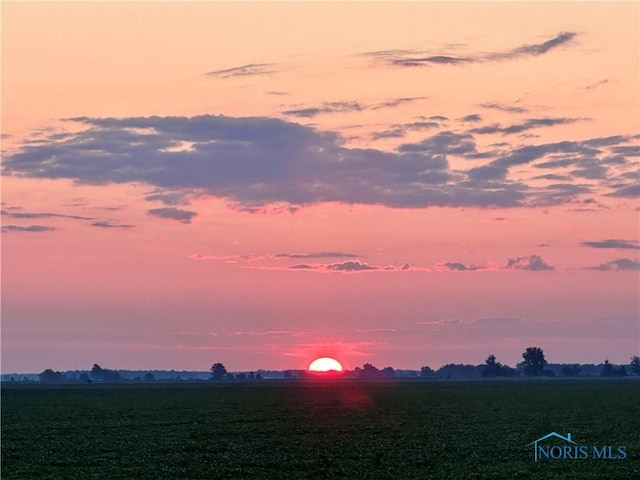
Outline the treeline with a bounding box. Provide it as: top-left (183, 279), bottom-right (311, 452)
top-left (9, 352), bottom-right (640, 384)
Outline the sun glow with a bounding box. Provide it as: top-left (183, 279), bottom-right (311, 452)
top-left (308, 357), bottom-right (343, 372)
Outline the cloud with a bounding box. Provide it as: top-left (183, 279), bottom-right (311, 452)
top-left (1, 209), bottom-right (93, 221)
top-left (587, 258), bottom-right (640, 271)
top-left (282, 97), bottom-right (425, 118)
top-left (275, 251), bottom-right (358, 259)
top-left (4, 115), bottom-right (637, 212)
top-left (189, 253), bottom-right (266, 263)
top-left (581, 239), bottom-right (640, 250)
top-left (326, 260), bottom-right (377, 272)
top-left (205, 63), bottom-right (277, 78)
top-left (1, 225), bottom-right (55, 233)
top-left (435, 261), bottom-right (485, 271)
top-left (91, 221), bottom-right (134, 229)
top-left (148, 207), bottom-right (197, 224)
top-left (460, 114), bottom-right (482, 123)
top-left (505, 254), bottom-right (553, 271)
top-left (468, 118), bottom-right (583, 136)
top-left (582, 79), bottom-right (611, 90)
top-left (367, 32), bottom-right (577, 68)
top-left (479, 102), bottom-right (528, 114)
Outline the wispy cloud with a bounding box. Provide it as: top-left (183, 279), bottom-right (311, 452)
top-left (205, 63), bottom-right (277, 79)
top-left (148, 207), bottom-right (197, 224)
top-left (275, 251), bottom-right (358, 259)
top-left (1, 209), bottom-right (93, 221)
top-left (282, 97), bottom-right (425, 118)
top-left (365, 32), bottom-right (577, 68)
top-left (91, 221), bottom-right (134, 229)
top-left (468, 117), bottom-right (583, 135)
top-left (586, 258), bottom-right (640, 271)
top-left (581, 239), bottom-right (640, 250)
top-left (1, 225), bottom-right (55, 233)
top-left (479, 102), bottom-right (528, 114)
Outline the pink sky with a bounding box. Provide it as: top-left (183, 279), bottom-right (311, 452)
top-left (1, 2), bottom-right (639, 373)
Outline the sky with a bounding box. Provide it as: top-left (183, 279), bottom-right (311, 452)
top-left (1, 1), bottom-right (639, 374)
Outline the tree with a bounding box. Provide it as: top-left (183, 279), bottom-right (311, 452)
top-left (39, 369), bottom-right (64, 383)
top-left (381, 367), bottom-right (395, 378)
top-left (482, 354), bottom-right (503, 378)
top-left (210, 363), bottom-right (227, 381)
top-left (630, 356), bottom-right (640, 376)
top-left (560, 365), bottom-right (581, 377)
top-left (79, 372), bottom-right (90, 383)
top-left (420, 366), bottom-right (436, 378)
top-left (143, 372), bottom-right (155, 382)
top-left (90, 364), bottom-right (122, 382)
top-left (521, 347), bottom-right (547, 377)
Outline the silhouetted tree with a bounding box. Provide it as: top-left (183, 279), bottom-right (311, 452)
top-left (39, 369), bottom-right (64, 383)
top-left (236, 372), bottom-right (246, 380)
top-left (420, 366), bottom-right (436, 378)
top-left (78, 372), bottom-right (90, 383)
top-left (482, 354), bottom-right (503, 378)
top-left (601, 360), bottom-right (627, 377)
top-left (521, 347), bottom-right (547, 377)
top-left (90, 364), bottom-right (122, 382)
top-left (255, 372), bottom-right (263, 380)
top-left (381, 367), bottom-right (395, 378)
top-left (630, 356), bottom-right (640, 376)
top-left (143, 372), bottom-right (155, 382)
top-left (359, 363), bottom-right (380, 378)
top-left (210, 363), bottom-right (227, 381)
top-left (560, 365), bottom-right (581, 377)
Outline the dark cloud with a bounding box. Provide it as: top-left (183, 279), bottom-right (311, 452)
top-left (144, 190), bottom-right (192, 206)
top-left (276, 252), bottom-right (358, 259)
top-left (2, 225), bottom-right (55, 233)
top-left (148, 207), bottom-right (197, 224)
top-left (469, 118), bottom-right (582, 136)
top-left (367, 32), bottom-right (577, 68)
top-left (611, 145), bottom-right (640, 157)
top-left (3, 114), bottom-right (637, 212)
top-left (372, 121), bottom-right (440, 140)
top-left (581, 239), bottom-right (640, 250)
top-left (488, 32), bottom-right (576, 60)
top-left (398, 131), bottom-right (476, 156)
top-left (326, 260), bottom-right (377, 272)
top-left (289, 264), bottom-right (315, 270)
top-left (439, 262), bottom-right (484, 271)
top-left (479, 102), bottom-right (528, 114)
top-left (587, 258), bottom-right (640, 271)
top-left (283, 102), bottom-right (363, 118)
top-left (205, 63), bottom-right (277, 79)
top-left (505, 254), bottom-right (553, 271)
top-left (460, 114), bottom-right (482, 123)
top-left (1, 209), bottom-right (93, 221)
top-left (371, 129), bottom-right (406, 140)
top-left (606, 184), bottom-right (640, 198)
top-left (91, 221), bottom-right (134, 229)
top-left (283, 98), bottom-right (425, 118)
top-left (391, 55), bottom-right (473, 67)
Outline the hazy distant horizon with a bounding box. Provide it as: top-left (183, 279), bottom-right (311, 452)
top-left (2, 2), bottom-right (638, 374)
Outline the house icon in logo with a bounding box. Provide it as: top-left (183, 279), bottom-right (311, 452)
top-left (527, 432), bottom-right (576, 462)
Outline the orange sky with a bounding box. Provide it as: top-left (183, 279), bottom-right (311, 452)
top-left (1, 2), bottom-right (639, 373)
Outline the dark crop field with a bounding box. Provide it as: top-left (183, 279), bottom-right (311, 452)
top-left (2, 379), bottom-right (639, 479)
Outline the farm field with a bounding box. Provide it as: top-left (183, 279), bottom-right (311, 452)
top-left (2, 379), bottom-right (639, 479)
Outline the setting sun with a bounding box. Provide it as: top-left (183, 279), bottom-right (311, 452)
top-left (308, 357), bottom-right (343, 372)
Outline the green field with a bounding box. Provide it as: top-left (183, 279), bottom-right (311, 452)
top-left (2, 379), bottom-right (639, 479)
